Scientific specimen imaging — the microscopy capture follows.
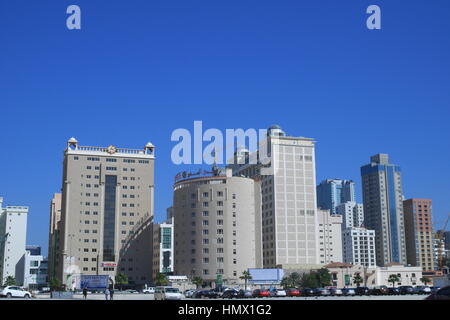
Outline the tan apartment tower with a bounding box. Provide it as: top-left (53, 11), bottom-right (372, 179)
top-left (403, 199), bottom-right (435, 271)
top-left (56, 138), bottom-right (155, 288)
top-left (173, 167), bottom-right (262, 287)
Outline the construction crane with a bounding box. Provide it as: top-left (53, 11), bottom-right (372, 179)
top-left (437, 213), bottom-right (450, 270)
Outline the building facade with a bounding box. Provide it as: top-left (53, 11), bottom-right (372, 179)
top-left (326, 262), bottom-right (424, 288)
top-left (0, 197), bottom-right (28, 285)
top-left (360, 154), bottom-right (407, 266)
top-left (229, 125), bottom-right (321, 269)
top-left (23, 246), bottom-right (48, 290)
top-left (336, 201), bottom-right (364, 229)
top-left (56, 138), bottom-right (155, 287)
top-left (316, 209), bottom-right (343, 264)
top-left (403, 199), bottom-right (435, 271)
top-left (47, 193), bottom-right (62, 280)
top-left (317, 179), bottom-right (356, 214)
top-left (152, 216), bottom-right (174, 283)
top-left (173, 168), bottom-right (262, 287)
top-left (342, 227), bottom-right (376, 267)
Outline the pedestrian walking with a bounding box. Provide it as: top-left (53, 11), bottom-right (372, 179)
top-left (110, 288), bottom-right (114, 300)
top-left (104, 288), bottom-right (110, 300)
top-left (83, 288), bottom-right (88, 300)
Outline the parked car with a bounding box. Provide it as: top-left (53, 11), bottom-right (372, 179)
top-left (314, 288), bottom-right (331, 296)
top-left (221, 289), bottom-right (239, 299)
top-left (413, 286), bottom-right (431, 295)
top-left (142, 287), bottom-right (155, 294)
top-left (184, 290), bottom-right (196, 298)
top-left (329, 288), bottom-right (343, 296)
top-left (126, 289), bottom-right (139, 294)
top-left (0, 286), bottom-right (32, 298)
top-left (237, 289), bottom-right (253, 299)
top-left (398, 286), bottom-right (414, 295)
top-left (301, 288), bottom-right (315, 296)
top-left (286, 288), bottom-right (301, 297)
top-left (430, 286), bottom-right (441, 293)
top-left (425, 286), bottom-right (450, 300)
top-left (269, 288), bottom-right (287, 297)
top-left (387, 287), bottom-right (400, 295)
top-left (355, 286), bottom-right (370, 296)
top-left (194, 290), bottom-right (219, 299)
top-left (252, 289), bottom-right (270, 298)
top-left (154, 286), bottom-right (183, 300)
top-left (369, 286), bottom-right (389, 295)
top-left (341, 288), bottom-right (356, 296)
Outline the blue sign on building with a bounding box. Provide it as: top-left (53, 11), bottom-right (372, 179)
top-left (79, 275), bottom-right (109, 290)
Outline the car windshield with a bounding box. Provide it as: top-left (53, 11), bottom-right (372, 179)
top-left (165, 288), bottom-right (179, 293)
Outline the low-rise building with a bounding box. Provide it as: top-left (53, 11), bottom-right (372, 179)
top-left (23, 246), bottom-right (48, 290)
top-left (325, 262), bottom-right (425, 288)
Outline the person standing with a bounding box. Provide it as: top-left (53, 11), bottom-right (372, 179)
top-left (83, 288), bottom-right (88, 300)
top-left (104, 288), bottom-right (110, 300)
top-left (110, 288), bottom-right (114, 300)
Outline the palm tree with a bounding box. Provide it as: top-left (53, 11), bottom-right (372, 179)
top-left (353, 273), bottom-right (363, 288)
top-left (420, 276), bottom-right (431, 286)
top-left (239, 271), bottom-right (252, 291)
top-left (192, 276), bottom-right (203, 289)
top-left (155, 273), bottom-right (169, 286)
top-left (388, 274), bottom-right (400, 287)
top-left (115, 272), bottom-right (128, 290)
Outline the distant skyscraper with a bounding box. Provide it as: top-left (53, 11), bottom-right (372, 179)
top-left (361, 154), bottom-right (407, 266)
top-left (56, 138), bottom-right (155, 287)
top-left (317, 179), bottom-right (355, 214)
top-left (336, 201), bottom-right (364, 229)
top-left (0, 197), bottom-right (28, 285)
top-left (230, 125), bottom-right (321, 268)
top-left (403, 199), bottom-right (435, 271)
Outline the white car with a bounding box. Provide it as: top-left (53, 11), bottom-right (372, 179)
top-left (142, 287), bottom-right (155, 294)
top-left (154, 286), bottom-right (183, 300)
top-left (0, 286), bottom-right (32, 298)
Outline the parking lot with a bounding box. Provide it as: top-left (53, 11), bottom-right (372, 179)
top-left (27, 293), bottom-right (425, 300)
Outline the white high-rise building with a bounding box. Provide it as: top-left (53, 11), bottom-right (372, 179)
top-left (229, 125), bottom-right (321, 269)
top-left (317, 209), bottom-right (343, 264)
top-left (342, 227), bottom-right (376, 267)
top-left (336, 201), bottom-right (364, 229)
top-left (0, 197), bottom-right (28, 285)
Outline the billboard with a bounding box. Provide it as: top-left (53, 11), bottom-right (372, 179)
top-left (248, 268), bottom-right (284, 285)
top-left (77, 275), bottom-right (110, 290)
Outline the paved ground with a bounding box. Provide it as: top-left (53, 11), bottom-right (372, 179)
top-left (27, 293), bottom-right (426, 300)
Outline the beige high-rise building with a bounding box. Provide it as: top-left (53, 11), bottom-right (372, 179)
top-left (173, 168), bottom-right (262, 287)
top-left (229, 125), bottom-right (321, 269)
top-left (48, 193), bottom-right (62, 280)
top-left (316, 209), bottom-right (343, 264)
top-left (56, 138), bottom-right (155, 287)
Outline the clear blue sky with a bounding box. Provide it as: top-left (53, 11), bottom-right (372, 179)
top-left (1, 1), bottom-right (449, 256)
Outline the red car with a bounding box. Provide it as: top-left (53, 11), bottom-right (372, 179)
top-left (286, 288), bottom-right (301, 297)
top-left (252, 289), bottom-right (270, 298)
